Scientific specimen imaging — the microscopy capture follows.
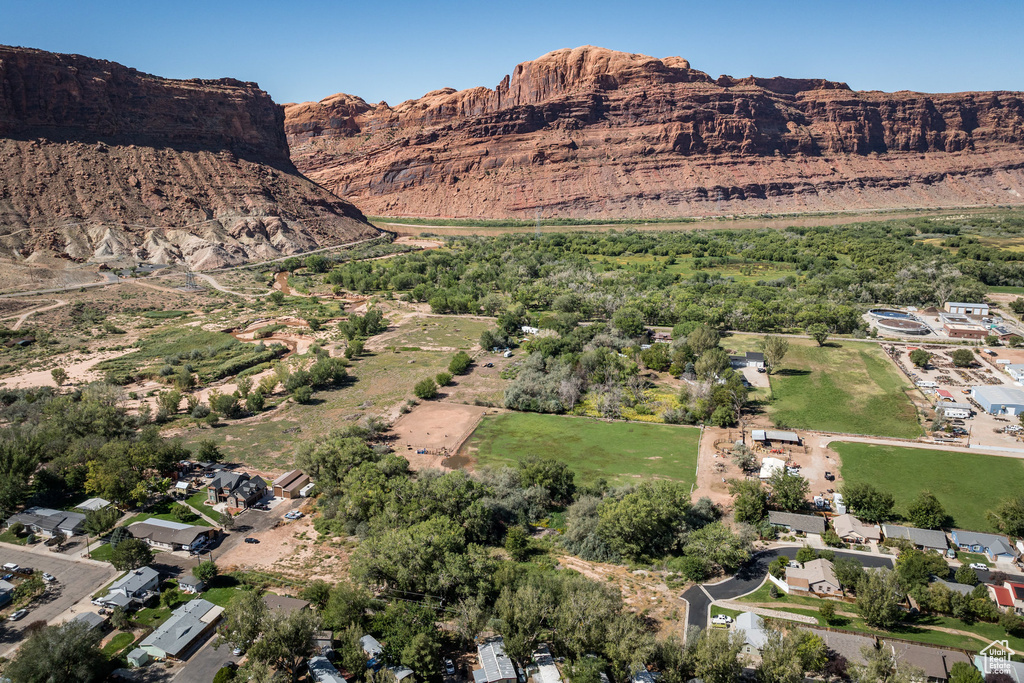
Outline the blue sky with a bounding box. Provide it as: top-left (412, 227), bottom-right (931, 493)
top-left (2, 0), bottom-right (1022, 105)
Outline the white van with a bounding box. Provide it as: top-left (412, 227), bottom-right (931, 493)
top-left (3, 563), bottom-right (20, 573)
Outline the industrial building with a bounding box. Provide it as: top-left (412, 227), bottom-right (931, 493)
top-left (944, 302), bottom-right (990, 316)
top-left (970, 385), bottom-right (1024, 416)
top-left (940, 313), bottom-right (988, 340)
top-left (937, 402), bottom-right (972, 419)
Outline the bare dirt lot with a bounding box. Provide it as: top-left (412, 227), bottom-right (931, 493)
top-left (390, 401), bottom-right (491, 471)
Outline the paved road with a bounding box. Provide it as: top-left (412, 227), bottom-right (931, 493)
top-left (0, 545), bottom-right (118, 657)
top-left (174, 631), bottom-right (240, 682)
top-left (680, 546), bottom-right (895, 633)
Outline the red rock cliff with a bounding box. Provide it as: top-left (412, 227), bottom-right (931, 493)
top-left (0, 45), bottom-right (379, 269)
top-left (285, 46), bottom-right (1024, 218)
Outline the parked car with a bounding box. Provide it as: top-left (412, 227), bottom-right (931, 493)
top-left (444, 659), bottom-right (456, 675)
top-left (483, 363), bottom-right (494, 368)
top-left (233, 647), bottom-right (244, 656)
top-left (2, 563), bottom-right (20, 573)
top-left (2, 573), bottom-right (12, 581)
top-left (824, 472), bottom-right (835, 481)
top-left (244, 537), bottom-right (260, 544)
top-left (7, 609), bottom-right (27, 621)
top-left (969, 563), bottom-right (988, 571)
top-left (41, 572), bottom-right (56, 583)
top-left (711, 614), bottom-right (733, 625)
top-left (284, 511), bottom-right (304, 520)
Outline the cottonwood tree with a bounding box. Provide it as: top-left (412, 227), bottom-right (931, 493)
top-left (110, 537), bottom-right (153, 571)
top-left (767, 468), bottom-right (810, 512)
top-left (988, 494), bottom-right (1024, 538)
top-left (729, 479), bottom-right (767, 524)
top-left (806, 323), bottom-right (830, 346)
top-left (217, 589), bottom-right (269, 653)
top-left (759, 335), bottom-right (790, 375)
top-left (5, 620), bottom-right (105, 682)
top-left (848, 644), bottom-right (923, 683)
top-left (689, 627), bottom-right (745, 683)
top-left (856, 569), bottom-right (904, 629)
top-left (839, 482), bottom-right (895, 523)
top-left (906, 491), bottom-right (947, 529)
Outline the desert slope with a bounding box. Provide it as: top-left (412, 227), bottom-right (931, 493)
top-left (0, 45), bottom-right (379, 269)
top-left (285, 46), bottom-right (1024, 219)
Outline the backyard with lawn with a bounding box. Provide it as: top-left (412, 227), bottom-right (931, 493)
top-left (736, 580), bottom-right (1021, 652)
top-left (834, 441), bottom-right (1024, 533)
top-left (459, 412), bottom-right (701, 486)
top-left (762, 340), bottom-right (922, 438)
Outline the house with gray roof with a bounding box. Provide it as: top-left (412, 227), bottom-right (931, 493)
top-left (931, 576), bottom-right (975, 597)
top-left (767, 511), bottom-right (825, 536)
top-left (0, 579), bottom-right (14, 607)
top-left (309, 655), bottom-right (346, 683)
top-left (206, 471), bottom-right (267, 509)
top-left (128, 519), bottom-right (217, 552)
top-left (950, 529), bottom-right (1018, 562)
top-left (5, 507), bottom-right (85, 538)
top-left (882, 525), bottom-right (948, 553)
top-left (100, 566), bottom-right (160, 609)
top-left (75, 498), bottom-right (111, 513)
top-left (474, 637), bottom-right (517, 683)
top-left (139, 598), bottom-right (222, 660)
top-left (734, 612), bottom-right (769, 654)
top-left (71, 611), bottom-right (107, 631)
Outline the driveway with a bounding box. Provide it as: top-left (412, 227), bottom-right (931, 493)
top-left (680, 546), bottom-right (895, 632)
top-left (0, 545), bottom-right (118, 657)
top-left (173, 631), bottom-right (240, 682)
top-left (149, 498), bottom-right (302, 577)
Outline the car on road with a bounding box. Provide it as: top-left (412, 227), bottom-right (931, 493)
top-left (7, 609), bottom-right (27, 621)
top-left (233, 648), bottom-right (244, 656)
top-left (244, 537), bottom-right (260, 544)
top-left (444, 659), bottom-right (456, 675)
top-left (42, 572), bottom-right (56, 583)
top-left (2, 563), bottom-right (20, 573)
top-left (711, 614), bottom-right (733, 625)
top-left (2, 573), bottom-right (12, 581)
top-left (969, 563), bottom-right (988, 571)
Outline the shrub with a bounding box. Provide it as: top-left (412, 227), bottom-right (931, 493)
top-left (246, 390), bottom-right (265, 413)
top-left (414, 378), bottom-right (438, 399)
top-left (191, 403), bottom-right (211, 419)
top-left (435, 371), bottom-right (453, 386)
top-left (448, 351), bottom-right (472, 375)
top-left (293, 386), bottom-right (314, 404)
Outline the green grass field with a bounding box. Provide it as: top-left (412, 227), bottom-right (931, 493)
top-left (834, 441), bottom-right (1024, 532)
top-left (460, 413), bottom-right (701, 486)
top-left (765, 340), bottom-right (922, 438)
top-left (988, 285), bottom-right (1024, 294)
top-left (121, 500), bottom-right (212, 528)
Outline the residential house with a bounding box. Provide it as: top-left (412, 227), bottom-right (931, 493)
top-left (262, 594), bottom-right (310, 616)
top-left (474, 637), bottom-right (518, 683)
top-left (652, 331), bottom-right (672, 344)
top-left (785, 559), bottom-right (841, 595)
top-left (973, 654), bottom-right (1024, 682)
top-left (734, 612), bottom-right (769, 655)
top-left (272, 470), bottom-right (310, 499)
top-left (178, 571), bottom-right (205, 595)
top-left (128, 519), bottom-right (217, 552)
top-left (806, 625), bottom-right (969, 681)
top-left (207, 471), bottom-right (267, 509)
top-left (832, 514), bottom-right (881, 543)
top-left (309, 655), bottom-right (347, 683)
top-left (882, 525), bottom-right (948, 554)
top-left (931, 576), bottom-right (975, 597)
top-left (99, 566), bottom-right (160, 609)
top-left (0, 579), bottom-right (14, 607)
top-left (139, 599), bottom-right (222, 660)
top-left (390, 666), bottom-right (414, 681)
top-left (5, 507), bottom-right (86, 538)
top-left (767, 511), bottom-right (826, 537)
top-left (730, 351), bottom-right (765, 369)
top-left (950, 529), bottom-right (1018, 562)
top-left (989, 580), bottom-right (1024, 615)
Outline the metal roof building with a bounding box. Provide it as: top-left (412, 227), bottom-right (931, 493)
top-left (752, 429), bottom-right (801, 444)
top-left (309, 655), bottom-right (346, 683)
top-left (474, 637), bottom-right (517, 683)
top-left (970, 385), bottom-right (1024, 416)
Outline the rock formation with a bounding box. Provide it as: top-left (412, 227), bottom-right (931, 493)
top-left (0, 45), bottom-right (378, 269)
top-left (285, 46), bottom-right (1024, 219)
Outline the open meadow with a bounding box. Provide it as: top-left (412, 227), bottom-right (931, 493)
top-left (458, 412), bottom-right (701, 486)
top-left (730, 338), bottom-right (923, 438)
top-left (833, 441), bottom-right (1024, 532)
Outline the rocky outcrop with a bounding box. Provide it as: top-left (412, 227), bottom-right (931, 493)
top-left (0, 45), bottom-right (378, 269)
top-left (286, 46), bottom-right (1024, 218)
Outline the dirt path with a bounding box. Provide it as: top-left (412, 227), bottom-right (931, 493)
top-left (0, 347), bottom-right (133, 388)
top-left (196, 273), bottom-right (252, 298)
top-left (2, 298), bottom-right (68, 330)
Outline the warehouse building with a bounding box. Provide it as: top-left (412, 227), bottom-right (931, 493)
top-left (937, 402), bottom-right (972, 419)
top-left (970, 386), bottom-right (1024, 416)
top-left (752, 429), bottom-right (801, 445)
